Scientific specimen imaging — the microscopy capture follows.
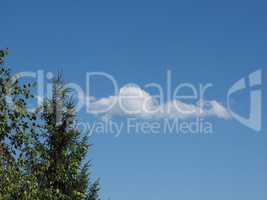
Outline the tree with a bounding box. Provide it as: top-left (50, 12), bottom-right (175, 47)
top-left (33, 75), bottom-right (100, 200)
top-left (0, 49), bottom-right (40, 199)
top-left (0, 50), bottom-right (101, 200)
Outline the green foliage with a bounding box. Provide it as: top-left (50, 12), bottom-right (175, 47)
top-left (86, 179), bottom-right (100, 200)
top-left (34, 76), bottom-right (100, 199)
top-left (0, 49), bottom-right (39, 199)
top-left (0, 50), bottom-right (100, 200)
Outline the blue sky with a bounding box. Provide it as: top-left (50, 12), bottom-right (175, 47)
top-left (1, 0), bottom-right (267, 199)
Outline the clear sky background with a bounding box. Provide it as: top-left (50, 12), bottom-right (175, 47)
top-left (1, 0), bottom-right (267, 200)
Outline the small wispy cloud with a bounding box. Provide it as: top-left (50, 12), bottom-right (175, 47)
top-left (83, 85), bottom-right (231, 120)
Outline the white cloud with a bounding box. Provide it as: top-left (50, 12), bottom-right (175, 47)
top-left (86, 85), bottom-right (231, 120)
